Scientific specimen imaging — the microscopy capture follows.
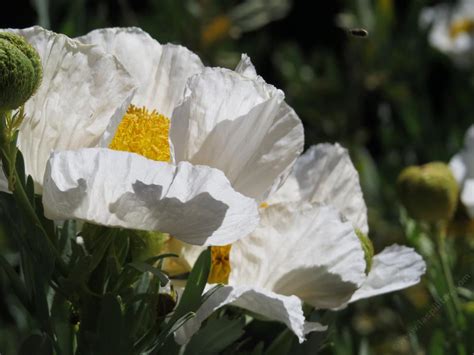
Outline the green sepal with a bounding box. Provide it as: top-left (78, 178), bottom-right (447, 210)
top-left (355, 229), bottom-right (374, 274)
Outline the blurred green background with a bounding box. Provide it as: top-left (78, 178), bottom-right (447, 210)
top-left (1, 0), bottom-right (474, 354)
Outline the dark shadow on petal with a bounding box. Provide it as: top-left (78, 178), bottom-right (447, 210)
top-left (109, 181), bottom-right (228, 245)
top-left (273, 266), bottom-right (358, 309)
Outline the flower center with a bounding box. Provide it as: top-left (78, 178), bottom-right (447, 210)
top-left (449, 18), bottom-right (474, 39)
top-left (109, 105), bottom-right (171, 162)
top-left (208, 245), bottom-right (232, 284)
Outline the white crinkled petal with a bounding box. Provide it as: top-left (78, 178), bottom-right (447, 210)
top-left (465, 125), bottom-right (474, 150)
top-left (42, 148), bottom-right (259, 246)
top-left (461, 179), bottom-right (474, 218)
top-left (349, 245), bottom-right (426, 303)
top-left (170, 66), bottom-right (304, 201)
top-left (230, 202), bottom-right (366, 309)
top-left (77, 27), bottom-right (203, 116)
top-left (76, 27), bottom-right (204, 147)
top-left (5, 26), bottom-right (136, 191)
top-left (269, 143), bottom-right (368, 233)
top-left (175, 285), bottom-right (327, 345)
top-left (449, 152), bottom-right (467, 183)
top-left (450, 125), bottom-right (474, 217)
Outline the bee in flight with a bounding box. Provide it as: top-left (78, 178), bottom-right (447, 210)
top-left (348, 28), bottom-right (369, 37)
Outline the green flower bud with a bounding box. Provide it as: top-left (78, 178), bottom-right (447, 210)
top-left (130, 231), bottom-right (168, 262)
top-left (355, 229), bottom-right (374, 274)
top-left (397, 162), bottom-right (459, 222)
top-left (0, 32), bottom-right (42, 111)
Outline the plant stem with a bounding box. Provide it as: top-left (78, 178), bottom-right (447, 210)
top-left (434, 222), bottom-right (466, 354)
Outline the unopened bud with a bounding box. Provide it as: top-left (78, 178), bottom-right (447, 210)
top-left (0, 32), bottom-right (42, 111)
top-left (397, 162), bottom-right (459, 222)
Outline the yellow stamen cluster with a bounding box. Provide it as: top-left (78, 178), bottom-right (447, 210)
top-left (449, 18), bottom-right (474, 39)
top-left (109, 105), bottom-right (171, 162)
top-left (208, 245), bottom-right (232, 284)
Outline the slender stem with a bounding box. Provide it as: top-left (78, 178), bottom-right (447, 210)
top-left (0, 111), bottom-right (68, 276)
top-left (434, 223), bottom-right (466, 354)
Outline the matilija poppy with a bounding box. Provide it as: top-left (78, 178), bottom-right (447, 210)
top-left (0, 26), bottom-right (256, 247)
top-left (42, 27), bottom-right (304, 246)
top-left (450, 125), bottom-right (474, 218)
top-left (420, 0), bottom-right (474, 66)
top-left (172, 143), bottom-right (426, 344)
top-left (76, 27), bottom-right (304, 202)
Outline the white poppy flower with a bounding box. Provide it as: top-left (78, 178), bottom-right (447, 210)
top-left (420, 0), bottom-right (474, 66)
top-left (77, 28), bottom-right (304, 201)
top-left (449, 125), bottom-right (474, 218)
top-left (271, 143), bottom-right (425, 304)
top-left (174, 202), bottom-right (367, 343)
top-left (173, 143), bottom-right (425, 343)
top-left (43, 27), bottom-right (304, 245)
top-left (41, 27), bottom-right (264, 246)
top-left (0, 26), bottom-right (137, 191)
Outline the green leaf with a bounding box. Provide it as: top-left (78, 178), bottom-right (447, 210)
top-left (147, 249), bottom-right (211, 352)
top-left (128, 261), bottom-right (170, 286)
top-left (184, 316), bottom-right (245, 355)
top-left (87, 230), bottom-right (115, 273)
top-left (18, 334), bottom-right (53, 355)
top-left (0, 254), bottom-right (32, 312)
top-left (59, 219), bottom-right (76, 258)
top-left (429, 330), bottom-right (446, 355)
top-left (25, 175), bottom-right (35, 203)
top-left (97, 293), bottom-right (126, 355)
top-left (51, 294), bottom-right (75, 355)
top-left (168, 248), bottom-right (211, 326)
top-left (251, 342), bottom-right (265, 355)
top-left (265, 329), bottom-right (296, 355)
top-left (15, 149), bottom-right (26, 187)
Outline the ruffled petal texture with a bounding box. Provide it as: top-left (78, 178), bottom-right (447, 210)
top-left (230, 202), bottom-right (367, 309)
top-left (170, 55), bottom-right (304, 201)
top-left (42, 148), bottom-right (259, 246)
top-left (77, 27), bottom-right (203, 116)
top-left (269, 143), bottom-right (368, 233)
top-left (349, 245), bottom-right (426, 303)
top-left (175, 285), bottom-right (326, 345)
top-left (7, 26), bottom-right (136, 191)
top-left (449, 125), bottom-right (474, 217)
top-left (77, 27), bottom-right (204, 147)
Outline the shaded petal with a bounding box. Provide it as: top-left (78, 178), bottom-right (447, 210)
top-left (450, 125), bottom-right (474, 217)
top-left (170, 64), bottom-right (304, 201)
top-left (349, 245), bottom-right (426, 303)
top-left (449, 152), bottom-right (467, 183)
top-left (7, 26), bottom-right (136, 190)
top-left (77, 27), bottom-right (204, 146)
top-left (42, 148), bottom-right (259, 246)
top-left (175, 285), bottom-right (326, 345)
top-left (230, 202), bottom-right (366, 309)
top-left (269, 143), bottom-right (368, 233)
top-left (461, 179), bottom-right (474, 218)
